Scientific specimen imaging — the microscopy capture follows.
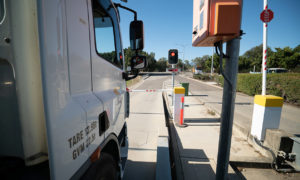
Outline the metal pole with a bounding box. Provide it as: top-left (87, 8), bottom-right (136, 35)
top-left (262, 0), bottom-right (268, 95)
top-left (172, 64), bottom-right (175, 88)
top-left (216, 37), bottom-right (240, 180)
top-left (172, 64), bottom-right (175, 106)
top-left (211, 48), bottom-right (214, 76)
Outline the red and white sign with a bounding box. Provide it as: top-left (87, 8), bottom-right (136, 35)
top-left (260, 9), bottom-right (274, 23)
top-left (168, 68), bottom-right (178, 72)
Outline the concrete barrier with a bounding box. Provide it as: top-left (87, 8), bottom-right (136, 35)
top-left (156, 127), bottom-right (172, 180)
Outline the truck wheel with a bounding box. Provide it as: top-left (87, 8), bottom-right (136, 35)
top-left (83, 152), bottom-right (118, 180)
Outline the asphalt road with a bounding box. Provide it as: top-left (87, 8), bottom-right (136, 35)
top-left (123, 74), bottom-right (171, 180)
top-left (176, 73), bottom-right (300, 136)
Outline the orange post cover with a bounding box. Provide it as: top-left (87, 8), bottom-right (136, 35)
top-left (192, 0), bottom-right (242, 47)
top-left (214, 2), bottom-right (241, 35)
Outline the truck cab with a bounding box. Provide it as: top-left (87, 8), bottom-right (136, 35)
top-left (0, 0), bottom-right (145, 179)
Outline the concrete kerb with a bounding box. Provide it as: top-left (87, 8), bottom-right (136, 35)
top-left (156, 127), bottom-right (172, 180)
top-left (143, 74), bottom-right (151, 80)
top-left (162, 81), bottom-right (185, 180)
top-left (155, 82), bottom-right (172, 180)
top-left (162, 91), bottom-right (184, 180)
top-left (162, 91), bottom-right (173, 122)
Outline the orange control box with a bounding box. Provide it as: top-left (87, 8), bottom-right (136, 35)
top-left (192, 0), bottom-right (242, 47)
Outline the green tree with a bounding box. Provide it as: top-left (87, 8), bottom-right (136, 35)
top-left (293, 45), bottom-right (300, 53)
top-left (156, 57), bottom-right (168, 72)
top-left (184, 60), bottom-right (192, 70)
top-left (191, 57), bottom-right (206, 69)
top-left (144, 52), bottom-right (157, 71)
top-left (243, 44), bottom-right (263, 70)
top-left (192, 54), bottom-right (220, 73)
top-left (268, 46), bottom-right (300, 71)
top-left (241, 44), bottom-right (273, 72)
top-left (238, 56), bottom-right (252, 72)
top-left (124, 47), bottom-right (135, 68)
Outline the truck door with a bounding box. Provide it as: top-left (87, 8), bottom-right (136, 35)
top-left (37, 0), bottom-right (105, 179)
top-left (88, 0), bottom-right (126, 139)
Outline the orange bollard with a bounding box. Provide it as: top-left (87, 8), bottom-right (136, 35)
top-left (180, 96), bottom-right (184, 125)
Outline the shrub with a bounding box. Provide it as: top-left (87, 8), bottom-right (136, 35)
top-left (213, 74), bottom-right (224, 86)
top-left (212, 73), bottom-right (300, 105)
top-left (193, 74), bottom-right (213, 81)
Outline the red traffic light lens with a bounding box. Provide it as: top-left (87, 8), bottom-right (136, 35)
top-left (171, 52), bottom-right (175, 57)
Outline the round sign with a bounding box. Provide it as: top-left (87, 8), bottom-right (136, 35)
top-left (260, 9), bottom-right (274, 23)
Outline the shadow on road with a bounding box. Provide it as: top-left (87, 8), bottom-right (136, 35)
top-left (123, 160), bottom-right (156, 180)
top-left (184, 118), bottom-right (220, 123)
top-left (139, 72), bottom-right (172, 76)
top-left (188, 94), bottom-right (208, 97)
top-left (185, 103), bottom-right (204, 106)
top-left (130, 112), bottom-right (164, 115)
top-left (205, 102), bottom-right (252, 105)
top-left (128, 147), bottom-right (157, 151)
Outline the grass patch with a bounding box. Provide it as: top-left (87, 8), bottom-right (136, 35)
top-left (207, 109), bottom-right (216, 116)
top-left (193, 74), bottom-right (214, 81)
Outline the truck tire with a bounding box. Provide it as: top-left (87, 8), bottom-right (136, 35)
top-left (82, 152), bottom-right (118, 180)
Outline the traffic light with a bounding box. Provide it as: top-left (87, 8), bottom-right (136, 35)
top-left (168, 49), bottom-right (178, 64)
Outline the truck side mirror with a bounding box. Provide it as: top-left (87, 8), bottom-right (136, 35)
top-left (130, 20), bottom-right (144, 51)
top-left (130, 55), bottom-right (147, 70)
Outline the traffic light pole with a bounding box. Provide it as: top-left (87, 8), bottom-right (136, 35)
top-left (172, 64), bottom-right (175, 88)
top-left (168, 49), bottom-right (178, 106)
top-left (216, 37), bottom-right (240, 180)
top-left (172, 64), bottom-right (175, 105)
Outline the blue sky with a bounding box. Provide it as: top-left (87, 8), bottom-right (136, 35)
top-left (118, 0), bottom-right (300, 61)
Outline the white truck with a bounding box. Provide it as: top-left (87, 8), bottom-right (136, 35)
top-left (0, 0), bottom-right (146, 179)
